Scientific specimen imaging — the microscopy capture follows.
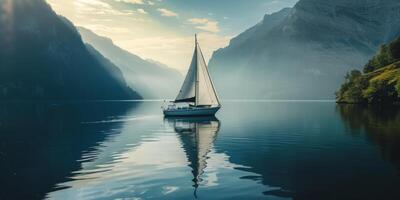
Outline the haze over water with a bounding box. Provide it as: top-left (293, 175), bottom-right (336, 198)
top-left (1, 101), bottom-right (400, 200)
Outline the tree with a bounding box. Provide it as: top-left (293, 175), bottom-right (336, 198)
top-left (337, 70), bottom-right (366, 103)
top-left (363, 44), bottom-right (395, 73)
top-left (339, 37), bottom-right (400, 104)
top-left (396, 81), bottom-right (400, 98)
top-left (389, 37), bottom-right (400, 60)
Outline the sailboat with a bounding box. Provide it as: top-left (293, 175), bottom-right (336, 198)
top-left (163, 35), bottom-right (221, 117)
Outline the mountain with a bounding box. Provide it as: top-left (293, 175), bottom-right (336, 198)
top-left (336, 37), bottom-right (400, 104)
top-left (0, 0), bottom-right (140, 100)
top-left (209, 0), bottom-right (400, 99)
top-left (78, 27), bottom-right (183, 99)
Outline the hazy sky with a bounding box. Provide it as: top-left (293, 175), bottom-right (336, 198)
top-left (47, 0), bottom-right (298, 72)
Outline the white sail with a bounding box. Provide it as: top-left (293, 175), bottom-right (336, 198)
top-left (175, 35), bottom-right (220, 106)
top-left (175, 47), bottom-right (197, 103)
top-left (195, 43), bottom-right (220, 106)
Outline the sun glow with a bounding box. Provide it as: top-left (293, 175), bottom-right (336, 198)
top-left (45, 0), bottom-right (297, 72)
top-left (46, 0), bottom-right (232, 72)
top-left (1, 0), bottom-right (14, 47)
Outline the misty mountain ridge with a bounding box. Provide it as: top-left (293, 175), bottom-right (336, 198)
top-left (209, 0), bottom-right (400, 99)
top-left (78, 27), bottom-right (183, 99)
top-left (0, 0), bottom-right (140, 100)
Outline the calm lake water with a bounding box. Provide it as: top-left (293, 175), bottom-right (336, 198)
top-left (0, 101), bottom-right (400, 200)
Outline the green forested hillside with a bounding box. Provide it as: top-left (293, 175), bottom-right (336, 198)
top-left (336, 37), bottom-right (400, 104)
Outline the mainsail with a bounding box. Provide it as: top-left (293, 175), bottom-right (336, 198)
top-left (175, 35), bottom-right (220, 106)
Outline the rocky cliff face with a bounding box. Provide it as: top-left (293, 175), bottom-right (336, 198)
top-left (0, 0), bottom-right (140, 100)
top-left (209, 0), bottom-right (400, 99)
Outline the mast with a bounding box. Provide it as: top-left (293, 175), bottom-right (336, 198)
top-left (195, 34), bottom-right (199, 106)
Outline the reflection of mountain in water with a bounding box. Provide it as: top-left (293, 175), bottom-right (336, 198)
top-left (0, 102), bottom-right (136, 200)
top-left (166, 117), bottom-right (220, 197)
top-left (337, 105), bottom-right (400, 170)
top-left (214, 102), bottom-right (400, 200)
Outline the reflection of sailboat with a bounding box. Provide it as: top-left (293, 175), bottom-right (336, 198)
top-left (163, 35), bottom-right (221, 116)
top-left (166, 117), bottom-right (220, 197)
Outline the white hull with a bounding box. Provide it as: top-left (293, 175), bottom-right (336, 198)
top-left (164, 106), bottom-right (220, 117)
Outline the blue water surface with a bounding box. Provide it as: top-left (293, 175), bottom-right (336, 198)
top-left (0, 101), bottom-right (399, 200)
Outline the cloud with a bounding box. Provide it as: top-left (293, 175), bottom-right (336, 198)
top-left (47, 0), bottom-right (231, 72)
top-left (188, 18), bottom-right (209, 24)
top-left (157, 8), bottom-right (178, 17)
top-left (73, 0), bottom-right (135, 16)
top-left (187, 18), bottom-right (220, 33)
top-left (148, 1), bottom-right (155, 5)
top-left (114, 0), bottom-right (145, 4)
top-left (137, 8), bottom-right (147, 14)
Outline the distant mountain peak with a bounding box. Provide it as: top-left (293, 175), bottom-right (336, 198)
top-left (209, 0), bottom-right (400, 99)
top-left (78, 27), bottom-right (114, 44)
top-left (77, 27), bottom-right (182, 99)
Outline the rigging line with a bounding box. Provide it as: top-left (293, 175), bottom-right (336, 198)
top-left (197, 43), bottom-right (220, 105)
